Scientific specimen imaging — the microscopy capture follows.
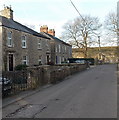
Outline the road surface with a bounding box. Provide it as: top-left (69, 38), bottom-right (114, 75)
top-left (2, 64), bottom-right (117, 118)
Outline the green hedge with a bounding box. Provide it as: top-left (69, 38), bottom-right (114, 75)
top-left (15, 64), bottom-right (28, 71)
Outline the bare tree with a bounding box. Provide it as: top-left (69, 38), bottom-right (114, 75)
top-left (62, 15), bottom-right (102, 58)
top-left (105, 12), bottom-right (118, 34)
top-left (104, 12), bottom-right (119, 61)
top-left (104, 12), bottom-right (118, 45)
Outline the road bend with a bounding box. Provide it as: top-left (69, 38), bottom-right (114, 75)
top-left (2, 64), bottom-right (117, 118)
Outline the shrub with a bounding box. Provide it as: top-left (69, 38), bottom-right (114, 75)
top-left (15, 64), bottom-right (28, 71)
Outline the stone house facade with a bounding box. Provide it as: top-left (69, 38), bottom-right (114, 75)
top-left (0, 6), bottom-right (51, 71)
top-left (40, 25), bottom-right (72, 64)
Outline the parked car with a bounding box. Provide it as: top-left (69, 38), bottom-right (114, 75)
top-left (75, 60), bottom-right (86, 64)
top-left (0, 77), bottom-right (12, 96)
top-left (68, 58), bottom-right (95, 65)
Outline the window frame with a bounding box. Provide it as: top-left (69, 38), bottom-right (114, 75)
top-left (7, 32), bottom-right (13, 47)
top-left (38, 56), bottom-right (42, 65)
top-left (38, 38), bottom-right (42, 49)
top-left (59, 44), bottom-right (61, 53)
top-left (22, 56), bottom-right (28, 65)
top-left (55, 45), bottom-right (58, 52)
top-left (21, 35), bottom-right (27, 48)
top-left (65, 46), bottom-right (67, 53)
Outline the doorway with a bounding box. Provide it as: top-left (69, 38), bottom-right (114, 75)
top-left (8, 54), bottom-right (14, 71)
top-left (47, 55), bottom-right (50, 64)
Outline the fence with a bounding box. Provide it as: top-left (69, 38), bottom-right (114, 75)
top-left (2, 63), bottom-right (87, 97)
top-left (2, 71), bottom-right (29, 96)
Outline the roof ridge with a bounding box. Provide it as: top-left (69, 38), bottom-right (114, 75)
top-left (0, 16), bottom-right (50, 39)
top-left (41, 32), bottom-right (71, 46)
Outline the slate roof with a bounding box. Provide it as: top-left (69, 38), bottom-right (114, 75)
top-left (40, 32), bottom-right (71, 47)
top-left (0, 16), bottom-right (50, 39)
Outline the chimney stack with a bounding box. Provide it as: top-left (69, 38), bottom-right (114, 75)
top-left (40, 25), bottom-right (48, 33)
top-left (40, 25), bottom-right (55, 36)
top-left (0, 5), bottom-right (13, 19)
top-left (48, 29), bottom-right (55, 36)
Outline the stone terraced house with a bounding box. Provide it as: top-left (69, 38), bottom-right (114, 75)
top-left (40, 25), bottom-right (72, 64)
top-left (0, 6), bottom-right (51, 71)
top-left (0, 6), bottom-right (72, 71)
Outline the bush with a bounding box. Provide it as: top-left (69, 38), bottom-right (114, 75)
top-left (15, 64), bottom-right (28, 71)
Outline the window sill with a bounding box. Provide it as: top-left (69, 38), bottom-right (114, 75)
top-left (38, 48), bottom-right (42, 50)
top-left (22, 47), bottom-right (27, 49)
top-left (7, 45), bottom-right (14, 48)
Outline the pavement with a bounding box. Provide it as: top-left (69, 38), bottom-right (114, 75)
top-left (2, 83), bottom-right (53, 108)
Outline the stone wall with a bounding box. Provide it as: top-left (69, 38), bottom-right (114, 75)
top-left (27, 64), bottom-right (87, 88)
top-left (2, 64), bottom-right (87, 96)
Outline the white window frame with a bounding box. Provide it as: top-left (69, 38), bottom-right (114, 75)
top-left (22, 56), bottom-right (28, 65)
top-left (46, 40), bottom-right (50, 51)
top-left (62, 56), bottom-right (64, 62)
top-left (21, 35), bottom-right (27, 48)
top-left (59, 44), bottom-right (61, 53)
top-left (55, 45), bottom-right (58, 52)
top-left (38, 39), bottom-right (42, 49)
top-left (59, 56), bottom-right (61, 64)
top-left (63, 46), bottom-right (65, 53)
top-left (65, 46), bottom-right (67, 53)
top-left (38, 56), bottom-right (42, 65)
top-left (7, 32), bottom-right (13, 47)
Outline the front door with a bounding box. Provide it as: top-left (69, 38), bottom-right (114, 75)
top-left (8, 54), bottom-right (14, 71)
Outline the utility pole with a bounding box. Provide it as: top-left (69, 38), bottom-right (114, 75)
top-left (70, 0), bottom-right (101, 60)
top-left (70, 0), bottom-right (85, 22)
top-left (98, 36), bottom-right (102, 60)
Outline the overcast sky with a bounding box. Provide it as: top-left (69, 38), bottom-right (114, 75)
top-left (0, 0), bottom-right (118, 38)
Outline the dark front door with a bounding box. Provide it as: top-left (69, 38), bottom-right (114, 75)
top-left (47, 55), bottom-right (49, 64)
top-left (9, 54), bottom-right (14, 71)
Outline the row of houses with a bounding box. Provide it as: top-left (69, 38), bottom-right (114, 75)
top-left (0, 6), bottom-right (72, 71)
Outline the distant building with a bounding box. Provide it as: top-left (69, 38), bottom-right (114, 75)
top-left (72, 47), bottom-right (118, 63)
top-left (0, 6), bottom-right (51, 71)
top-left (40, 25), bottom-right (72, 64)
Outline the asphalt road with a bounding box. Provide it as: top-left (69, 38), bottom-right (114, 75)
top-left (2, 64), bottom-right (117, 118)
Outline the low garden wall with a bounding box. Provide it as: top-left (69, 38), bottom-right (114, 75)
top-left (2, 64), bottom-right (87, 96)
top-left (27, 63), bottom-right (87, 88)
